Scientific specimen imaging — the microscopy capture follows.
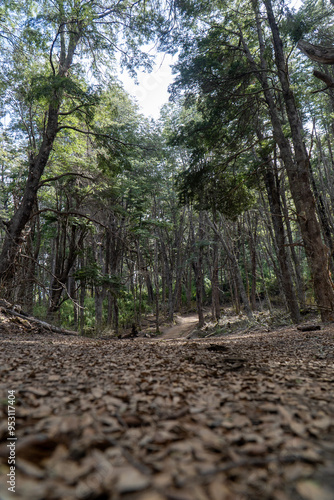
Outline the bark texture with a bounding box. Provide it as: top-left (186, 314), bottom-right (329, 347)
top-left (240, 0), bottom-right (334, 321)
top-left (297, 40), bottom-right (334, 65)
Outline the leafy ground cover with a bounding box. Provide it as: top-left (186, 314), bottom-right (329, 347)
top-left (0, 313), bottom-right (334, 500)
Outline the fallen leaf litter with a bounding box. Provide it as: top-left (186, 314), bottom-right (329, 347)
top-left (0, 324), bottom-right (334, 500)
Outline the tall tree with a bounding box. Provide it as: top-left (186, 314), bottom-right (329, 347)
top-left (0, 0), bottom-right (175, 294)
top-left (262, 0), bottom-right (334, 321)
top-left (170, 0), bottom-right (334, 321)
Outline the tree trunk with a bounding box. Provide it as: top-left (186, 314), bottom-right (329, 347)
top-left (17, 204), bottom-right (40, 313)
top-left (243, 0), bottom-right (334, 321)
top-left (159, 232), bottom-right (174, 321)
top-left (280, 178), bottom-right (306, 309)
top-left (172, 206), bottom-right (186, 313)
top-left (206, 214), bottom-right (253, 319)
top-left (0, 108), bottom-right (60, 288)
top-left (154, 239), bottom-right (160, 333)
top-left (0, 23), bottom-right (81, 293)
top-left (186, 265), bottom-right (192, 311)
top-left (190, 211), bottom-right (205, 327)
top-left (48, 224), bottom-right (86, 314)
top-left (113, 297), bottom-right (119, 335)
top-left (260, 146), bottom-right (301, 323)
top-left (247, 213), bottom-right (257, 312)
top-left (211, 232), bottom-right (221, 320)
top-left (69, 272), bottom-right (78, 329)
top-left (263, 0), bottom-right (334, 321)
top-left (95, 286), bottom-right (103, 331)
top-left (211, 214), bottom-right (221, 320)
top-left (79, 280), bottom-right (86, 335)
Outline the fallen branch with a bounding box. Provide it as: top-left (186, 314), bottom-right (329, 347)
top-left (0, 302), bottom-right (78, 335)
top-left (297, 325), bottom-right (321, 332)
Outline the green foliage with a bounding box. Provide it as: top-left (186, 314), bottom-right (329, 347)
top-left (178, 162), bottom-right (255, 218)
top-left (166, 14), bottom-right (269, 219)
top-left (27, 75), bottom-right (100, 114)
top-left (59, 300), bottom-right (77, 329)
top-left (74, 263), bottom-right (124, 294)
top-left (283, 0), bottom-right (334, 44)
top-left (33, 302), bottom-right (48, 320)
top-left (118, 290), bottom-right (153, 329)
top-left (62, 295), bottom-right (97, 330)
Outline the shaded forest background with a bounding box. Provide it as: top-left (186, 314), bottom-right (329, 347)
top-left (1, 0), bottom-right (334, 335)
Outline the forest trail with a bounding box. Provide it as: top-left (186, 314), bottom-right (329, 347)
top-left (160, 313), bottom-right (199, 339)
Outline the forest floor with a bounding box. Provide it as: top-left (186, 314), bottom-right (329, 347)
top-left (0, 309), bottom-right (334, 500)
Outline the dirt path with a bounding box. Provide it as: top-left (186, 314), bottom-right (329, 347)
top-left (160, 313), bottom-right (199, 339)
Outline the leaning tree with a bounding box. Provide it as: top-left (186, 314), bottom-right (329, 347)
top-left (0, 0), bottom-right (175, 295)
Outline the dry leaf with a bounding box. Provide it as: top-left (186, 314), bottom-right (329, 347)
top-left (296, 480), bottom-right (333, 500)
top-left (116, 466), bottom-right (151, 493)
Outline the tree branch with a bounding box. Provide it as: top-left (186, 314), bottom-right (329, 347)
top-left (38, 172), bottom-right (97, 188)
top-left (49, 25), bottom-right (65, 76)
top-left (56, 125), bottom-right (150, 149)
top-left (313, 69), bottom-right (334, 89)
top-left (297, 40), bottom-right (334, 65)
top-left (58, 103), bottom-right (96, 116)
top-left (30, 208), bottom-right (108, 229)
